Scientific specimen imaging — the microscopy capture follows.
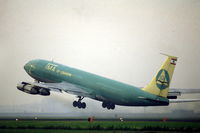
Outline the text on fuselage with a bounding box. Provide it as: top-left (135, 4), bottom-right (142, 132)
top-left (45, 63), bottom-right (72, 77)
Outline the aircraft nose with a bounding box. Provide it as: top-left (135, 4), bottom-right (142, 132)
top-left (24, 60), bottom-right (37, 74)
top-left (24, 62), bottom-right (30, 72)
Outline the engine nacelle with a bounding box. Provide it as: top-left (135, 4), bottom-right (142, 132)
top-left (17, 82), bottom-right (50, 96)
top-left (17, 83), bottom-right (39, 95)
top-left (39, 88), bottom-right (50, 96)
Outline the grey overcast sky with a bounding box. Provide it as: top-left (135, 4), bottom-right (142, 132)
top-left (0, 0), bottom-right (200, 113)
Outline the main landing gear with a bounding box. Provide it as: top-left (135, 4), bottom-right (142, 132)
top-left (102, 101), bottom-right (115, 110)
top-left (73, 96), bottom-right (86, 109)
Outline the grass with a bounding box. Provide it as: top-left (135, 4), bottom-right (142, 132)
top-left (0, 120), bottom-right (200, 132)
top-left (0, 129), bottom-right (143, 133)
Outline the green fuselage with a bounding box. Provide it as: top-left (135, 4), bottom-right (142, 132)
top-left (25, 59), bottom-right (169, 106)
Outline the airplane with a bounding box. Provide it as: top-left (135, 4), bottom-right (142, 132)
top-left (17, 54), bottom-right (200, 110)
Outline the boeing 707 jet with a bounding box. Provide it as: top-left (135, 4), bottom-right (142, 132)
top-left (17, 55), bottom-right (200, 110)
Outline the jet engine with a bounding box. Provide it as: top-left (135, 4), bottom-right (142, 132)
top-left (17, 82), bottom-right (50, 96)
top-left (39, 88), bottom-right (50, 96)
top-left (17, 83), bottom-right (39, 94)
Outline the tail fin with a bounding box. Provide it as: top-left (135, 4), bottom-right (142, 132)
top-left (142, 54), bottom-right (178, 97)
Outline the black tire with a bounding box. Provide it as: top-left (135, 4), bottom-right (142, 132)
top-left (73, 101), bottom-right (78, 107)
top-left (82, 102), bottom-right (86, 109)
top-left (77, 102), bottom-right (82, 108)
top-left (111, 104), bottom-right (115, 110)
top-left (102, 102), bottom-right (107, 108)
top-left (107, 106), bottom-right (111, 110)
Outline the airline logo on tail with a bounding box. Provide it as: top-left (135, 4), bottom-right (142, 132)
top-left (156, 69), bottom-right (170, 90)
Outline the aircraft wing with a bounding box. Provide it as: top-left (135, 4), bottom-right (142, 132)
top-left (18, 81), bottom-right (94, 98)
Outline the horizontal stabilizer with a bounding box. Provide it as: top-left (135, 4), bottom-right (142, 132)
top-left (169, 88), bottom-right (200, 94)
top-left (170, 99), bottom-right (200, 103)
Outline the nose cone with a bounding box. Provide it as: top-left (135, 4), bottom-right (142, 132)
top-left (24, 60), bottom-right (38, 74)
top-left (24, 62), bottom-right (30, 73)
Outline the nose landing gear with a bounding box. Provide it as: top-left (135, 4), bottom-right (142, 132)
top-left (73, 96), bottom-right (86, 109)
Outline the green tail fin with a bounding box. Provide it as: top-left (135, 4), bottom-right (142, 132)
top-left (142, 54), bottom-right (177, 97)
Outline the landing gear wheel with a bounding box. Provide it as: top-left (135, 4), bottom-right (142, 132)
top-left (73, 96), bottom-right (87, 109)
top-left (77, 102), bottom-right (82, 109)
top-left (73, 101), bottom-right (78, 107)
top-left (102, 101), bottom-right (115, 110)
top-left (82, 102), bottom-right (86, 109)
top-left (102, 102), bottom-right (107, 108)
top-left (110, 103), bottom-right (115, 110)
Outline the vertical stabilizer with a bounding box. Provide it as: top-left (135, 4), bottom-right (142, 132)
top-left (142, 54), bottom-right (177, 97)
